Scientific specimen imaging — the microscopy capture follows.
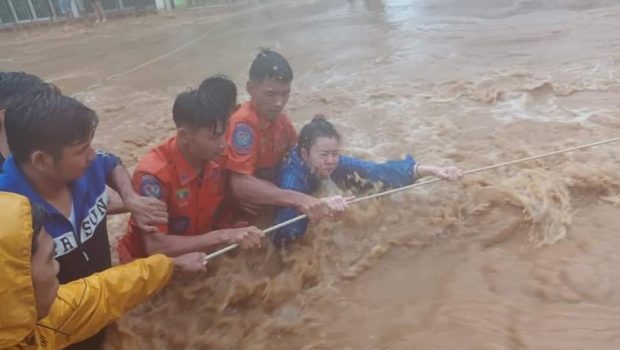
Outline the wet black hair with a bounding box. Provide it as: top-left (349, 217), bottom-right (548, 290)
top-left (31, 201), bottom-right (48, 254)
top-left (173, 87), bottom-right (231, 130)
top-left (249, 48), bottom-right (294, 83)
top-left (198, 74), bottom-right (237, 113)
top-left (0, 72), bottom-right (44, 109)
top-left (298, 115), bottom-right (341, 152)
top-left (0, 72), bottom-right (60, 111)
top-left (6, 91), bottom-right (98, 162)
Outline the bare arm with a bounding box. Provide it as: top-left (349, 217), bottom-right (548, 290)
top-left (416, 164), bottom-right (463, 181)
top-left (106, 187), bottom-right (127, 215)
top-left (230, 173), bottom-right (341, 220)
top-left (142, 227), bottom-right (264, 257)
top-left (230, 172), bottom-right (309, 207)
top-left (143, 231), bottom-right (227, 257)
top-left (107, 164), bottom-right (139, 201)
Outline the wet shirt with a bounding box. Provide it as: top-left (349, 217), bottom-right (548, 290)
top-left (225, 102), bottom-right (297, 183)
top-left (0, 152), bottom-right (119, 284)
top-left (273, 148), bottom-right (416, 244)
top-left (118, 136), bottom-right (227, 261)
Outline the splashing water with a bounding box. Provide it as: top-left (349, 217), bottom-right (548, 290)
top-left (5, 0), bottom-right (620, 348)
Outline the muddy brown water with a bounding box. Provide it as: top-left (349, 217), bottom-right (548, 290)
top-left (3, 0), bottom-right (620, 348)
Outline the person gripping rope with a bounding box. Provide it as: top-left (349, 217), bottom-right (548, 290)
top-left (272, 116), bottom-right (463, 245)
top-left (117, 76), bottom-right (264, 263)
top-left (0, 191), bottom-right (206, 350)
top-left (0, 91), bottom-right (168, 350)
top-left (226, 49), bottom-right (347, 225)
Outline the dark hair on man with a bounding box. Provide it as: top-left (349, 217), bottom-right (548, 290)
top-left (173, 88), bottom-right (231, 130)
top-left (0, 72), bottom-right (44, 109)
top-left (298, 115), bottom-right (341, 152)
top-left (6, 91), bottom-right (98, 162)
top-left (0, 72), bottom-right (60, 110)
top-left (249, 48), bottom-right (293, 83)
top-left (4, 84), bottom-right (61, 115)
top-left (198, 74), bottom-right (237, 113)
top-left (30, 201), bottom-right (48, 254)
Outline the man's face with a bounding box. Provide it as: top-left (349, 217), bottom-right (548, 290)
top-left (184, 120), bottom-right (227, 163)
top-left (51, 136), bottom-right (97, 182)
top-left (247, 78), bottom-right (291, 121)
top-left (31, 228), bottom-right (60, 320)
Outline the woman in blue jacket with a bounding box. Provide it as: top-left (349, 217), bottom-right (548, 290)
top-left (273, 116), bottom-right (462, 245)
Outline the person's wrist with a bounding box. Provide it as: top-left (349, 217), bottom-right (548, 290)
top-left (218, 229), bottom-right (233, 244)
top-left (423, 165), bottom-right (440, 176)
top-left (124, 193), bottom-right (140, 210)
top-left (287, 191), bottom-right (307, 209)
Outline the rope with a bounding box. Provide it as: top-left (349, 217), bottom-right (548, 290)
top-left (203, 136), bottom-right (620, 261)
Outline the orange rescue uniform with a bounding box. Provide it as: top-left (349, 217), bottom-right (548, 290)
top-left (225, 101), bottom-right (297, 182)
top-left (118, 136), bottom-right (227, 262)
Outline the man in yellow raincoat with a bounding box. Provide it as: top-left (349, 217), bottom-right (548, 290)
top-left (0, 192), bottom-right (206, 350)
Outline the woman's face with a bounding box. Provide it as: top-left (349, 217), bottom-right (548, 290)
top-left (302, 136), bottom-right (341, 179)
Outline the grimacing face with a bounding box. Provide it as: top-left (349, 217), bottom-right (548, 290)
top-left (301, 136), bottom-right (341, 179)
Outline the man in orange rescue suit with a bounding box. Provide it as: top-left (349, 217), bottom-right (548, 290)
top-left (226, 49), bottom-right (347, 224)
top-left (118, 76), bottom-right (264, 262)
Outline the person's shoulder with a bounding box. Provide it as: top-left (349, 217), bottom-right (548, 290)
top-left (56, 280), bottom-right (86, 309)
top-left (277, 112), bottom-right (294, 127)
top-left (94, 151), bottom-right (118, 162)
top-left (213, 154), bottom-right (229, 169)
top-left (230, 102), bottom-right (259, 127)
top-left (41, 280), bottom-right (85, 329)
top-left (0, 172), bottom-right (13, 191)
top-left (338, 154), bottom-right (361, 165)
top-left (42, 277), bottom-right (106, 334)
top-left (86, 151), bottom-right (120, 176)
top-left (228, 115), bottom-right (258, 158)
top-left (0, 165), bottom-right (20, 191)
top-left (134, 139), bottom-right (177, 179)
top-left (281, 148), bottom-right (302, 168)
top-left (279, 150), bottom-right (308, 183)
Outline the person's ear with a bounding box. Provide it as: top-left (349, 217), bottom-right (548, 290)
top-left (177, 127), bottom-right (191, 145)
top-left (300, 147), bottom-right (310, 163)
top-left (247, 81), bottom-right (256, 97)
top-left (31, 151), bottom-right (54, 172)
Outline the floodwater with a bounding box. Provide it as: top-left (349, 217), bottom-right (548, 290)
top-left (3, 0), bottom-right (620, 348)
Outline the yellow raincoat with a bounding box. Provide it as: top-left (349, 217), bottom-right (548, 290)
top-left (0, 192), bottom-right (174, 349)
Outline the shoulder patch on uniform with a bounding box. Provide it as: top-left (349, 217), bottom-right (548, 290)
top-left (139, 174), bottom-right (163, 199)
top-left (232, 122), bottom-right (254, 155)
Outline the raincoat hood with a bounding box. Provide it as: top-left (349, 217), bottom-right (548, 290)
top-left (0, 192), bottom-right (37, 348)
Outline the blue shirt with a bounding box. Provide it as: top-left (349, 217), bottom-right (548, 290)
top-left (273, 148), bottom-right (416, 245)
top-left (0, 152), bottom-right (120, 283)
